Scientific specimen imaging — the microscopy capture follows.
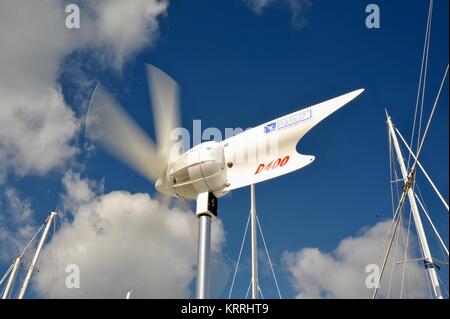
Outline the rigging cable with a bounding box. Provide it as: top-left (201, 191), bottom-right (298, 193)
top-left (389, 128), bottom-right (404, 299)
top-left (415, 187), bottom-right (449, 257)
top-left (228, 213), bottom-right (250, 299)
top-left (437, 273), bottom-right (449, 298)
top-left (369, 125), bottom-right (407, 299)
top-left (258, 285), bottom-right (265, 299)
top-left (387, 202), bottom-right (404, 298)
top-left (18, 223), bottom-right (45, 259)
top-left (256, 216), bottom-right (282, 299)
top-left (411, 64), bottom-right (449, 174)
top-left (408, 0), bottom-right (434, 168)
top-left (400, 208), bottom-right (413, 298)
top-left (361, 204), bottom-right (400, 298)
top-left (395, 127), bottom-right (449, 211)
top-left (416, 0), bottom-right (434, 158)
top-left (372, 190), bottom-right (408, 299)
top-left (244, 279), bottom-right (252, 299)
top-left (0, 263), bottom-right (14, 287)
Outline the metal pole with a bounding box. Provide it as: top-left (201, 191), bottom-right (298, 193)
top-left (196, 215), bottom-right (211, 299)
top-left (250, 184), bottom-right (258, 299)
top-left (387, 116), bottom-right (442, 299)
top-left (195, 192), bottom-right (217, 299)
top-left (2, 257), bottom-right (21, 299)
top-left (18, 212), bottom-right (57, 299)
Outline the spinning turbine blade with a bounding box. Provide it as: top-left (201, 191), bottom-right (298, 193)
top-left (221, 89), bottom-right (365, 191)
top-left (86, 84), bottom-right (166, 182)
top-left (146, 64), bottom-right (181, 162)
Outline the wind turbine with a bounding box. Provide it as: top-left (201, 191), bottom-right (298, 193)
top-left (86, 64), bottom-right (364, 298)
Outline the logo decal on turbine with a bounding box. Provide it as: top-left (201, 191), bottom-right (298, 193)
top-left (264, 109), bottom-right (312, 135)
top-left (264, 122), bottom-right (277, 134)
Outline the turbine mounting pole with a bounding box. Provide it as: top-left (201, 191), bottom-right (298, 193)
top-left (386, 115), bottom-right (442, 299)
top-left (196, 192), bottom-right (218, 299)
top-left (250, 184), bottom-right (258, 299)
top-left (18, 212), bottom-right (57, 299)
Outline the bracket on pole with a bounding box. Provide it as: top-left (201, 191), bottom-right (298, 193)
top-left (196, 192), bottom-right (218, 218)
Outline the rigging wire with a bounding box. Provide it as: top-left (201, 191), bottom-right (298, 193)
top-left (256, 216), bottom-right (282, 299)
top-left (1, 218), bottom-right (47, 298)
top-left (400, 208), bottom-right (413, 298)
top-left (0, 264), bottom-right (13, 297)
top-left (411, 64), bottom-right (449, 174)
top-left (382, 1), bottom-right (447, 299)
top-left (387, 202), bottom-right (404, 298)
top-left (244, 279), bottom-right (251, 299)
top-left (372, 191), bottom-right (408, 299)
top-left (0, 263), bottom-right (14, 287)
top-left (389, 122), bottom-right (404, 269)
top-left (395, 127), bottom-right (449, 211)
top-left (402, 65), bottom-right (450, 299)
top-left (361, 206), bottom-right (399, 298)
top-left (365, 125), bottom-right (405, 299)
top-left (416, 0), bottom-right (434, 158)
top-left (258, 285), bottom-right (265, 299)
top-left (18, 223), bottom-right (45, 259)
top-left (437, 273), bottom-right (449, 298)
top-left (408, 0), bottom-right (434, 168)
top-left (228, 213), bottom-right (250, 299)
top-left (415, 187), bottom-right (449, 257)
top-left (405, 65), bottom-right (449, 299)
top-left (424, 260), bottom-right (434, 298)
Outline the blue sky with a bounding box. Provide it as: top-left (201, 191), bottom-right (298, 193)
top-left (0, 0), bottom-right (448, 299)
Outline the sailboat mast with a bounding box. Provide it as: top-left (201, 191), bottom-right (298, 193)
top-left (1, 257), bottom-right (21, 299)
top-left (17, 212), bottom-right (57, 299)
top-left (386, 115), bottom-right (442, 299)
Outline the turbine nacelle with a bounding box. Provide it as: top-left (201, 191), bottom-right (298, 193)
top-left (156, 141), bottom-right (228, 199)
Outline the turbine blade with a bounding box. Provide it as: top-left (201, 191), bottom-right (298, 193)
top-left (86, 84), bottom-right (165, 182)
top-left (146, 64), bottom-right (181, 162)
top-left (221, 89), bottom-right (365, 191)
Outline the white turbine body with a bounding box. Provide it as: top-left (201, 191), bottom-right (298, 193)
top-left (87, 65), bottom-right (364, 199)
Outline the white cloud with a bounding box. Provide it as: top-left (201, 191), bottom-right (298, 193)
top-left (0, 188), bottom-right (36, 261)
top-left (61, 170), bottom-right (104, 211)
top-left (245, 0), bottom-right (274, 14)
top-left (0, 87), bottom-right (80, 178)
top-left (286, 0), bottom-right (311, 29)
top-left (0, 0), bottom-right (79, 178)
top-left (85, 0), bottom-right (168, 69)
top-left (0, 0), bottom-right (168, 179)
top-left (33, 174), bottom-right (226, 298)
top-left (283, 220), bottom-right (429, 298)
top-left (244, 0), bottom-right (311, 29)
